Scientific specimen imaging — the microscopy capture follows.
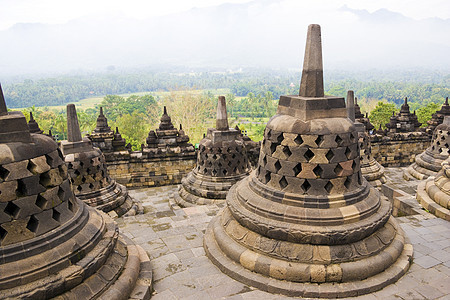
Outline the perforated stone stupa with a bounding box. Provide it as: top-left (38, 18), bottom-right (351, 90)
top-left (404, 116), bottom-right (450, 180)
top-left (61, 104), bottom-right (141, 217)
top-left (427, 97), bottom-right (450, 134)
top-left (416, 153), bottom-right (450, 221)
top-left (0, 87), bottom-right (151, 299)
top-left (174, 96), bottom-right (251, 207)
top-left (204, 25), bottom-right (412, 298)
top-left (347, 91), bottom-right (386, 187)
top-left (386, 97), bottom-right (421, 133)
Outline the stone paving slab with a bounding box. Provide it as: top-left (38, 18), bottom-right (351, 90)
top-left (116, 183), bottom-right (450, 300)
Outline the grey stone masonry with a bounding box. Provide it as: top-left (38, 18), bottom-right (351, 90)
top-left (0, 90), bottom-right (151, 299)
top-left (203, 24), bottom-right (412, 298)
top-left (61, 104), bottom-right (142, 217)
top-left (27, 112), bottom-right (43, 134)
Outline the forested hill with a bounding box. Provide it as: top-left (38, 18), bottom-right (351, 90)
top-left (2, 68), bottom-right (449, 109)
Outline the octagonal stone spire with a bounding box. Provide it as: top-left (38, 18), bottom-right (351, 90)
top-left (299, 24), bottom-right (324, 98)
top-left (216, 95), bottom-right (229, 130)
top-left (67, 104), bottom-right (82, 142)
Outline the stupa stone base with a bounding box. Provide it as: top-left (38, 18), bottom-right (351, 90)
top-left (205, 213), bottom-right (412, 298)
top-left (174, 171), bottom-right (247, 207)
top-left (361, 159), bottom-right (387, 187)
top-left (0, 196), bottom-right (152, 300)
top-left (403, 153), bottom-right (441, 181)
top-left (416, 180), bottom-right (450, 221)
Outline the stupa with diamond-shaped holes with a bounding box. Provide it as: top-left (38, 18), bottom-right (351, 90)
top-left (404, 115), bottom-right (450, 180)
top-left (60, 104), bottom-right (141, 217)
top-left (174, 96), bottom-right (251, 206)
top-left (203, 25), bottom-right (412, 298)
top-left (0, 85), bottom-right (151, 299)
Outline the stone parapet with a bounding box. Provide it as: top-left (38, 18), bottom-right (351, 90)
top-left (370, 132), bottom-right (431, 167)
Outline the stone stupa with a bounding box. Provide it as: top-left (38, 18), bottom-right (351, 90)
top-left (60, 104), bottom-right (141, 217)
top-left (204, 25), bottom-right (412, 298)
top-left (426, 97), bottom-right (450, 134)
top-left (174, 96), bottom-right (251, 206)
top-left (347, 91), bottom-right (386, 187)
top-left (89, 107), bottom-right (115, 152)
top-left (416, 153), bottom-right (450, 221)
top-left (386, 97), bottom-right (421, 133)
top-left (143, 106), bottom-right (195, 157)
top-left (27, 112), bottom-right (44, 134)
top-left (0, 86), bottom-right (152, 299)
top-left (404, 115), bottom-right (450, 180)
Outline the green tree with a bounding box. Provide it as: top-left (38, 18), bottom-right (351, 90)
top-left (369, 102), bottom-right (398, 130)
top-left (416, 102), bottom-right (441, 127)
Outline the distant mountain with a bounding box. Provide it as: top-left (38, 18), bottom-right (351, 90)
top-left (0, 0), bottom-right (449, 76)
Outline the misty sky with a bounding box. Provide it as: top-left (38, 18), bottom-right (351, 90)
top-left (1, 0), bottom-right (449, 76)
top-left (1, 0), bottom-right (448, 30)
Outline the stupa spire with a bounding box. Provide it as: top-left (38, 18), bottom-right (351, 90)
top-left (216, 96), bottom-right (229, 130)
top-left (299, 24), bottom-right (324, 97)
top-left (0, 83), bottom-right (7, 116)
top-left (66, 104), bottom-right (82, 142)
top-left (347, 90), bottom-right (355, 122)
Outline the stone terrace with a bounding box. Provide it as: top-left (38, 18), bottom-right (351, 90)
top-left (116, 169), bottom-right (450, 300)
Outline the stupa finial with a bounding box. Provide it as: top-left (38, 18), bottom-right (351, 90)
top-left (346, 90), bottom-right (355, 122)
top-left (66, 104), bottom-right (82, 142)
top-left (0, 83), bottom-right (8, 116)
top-left (299, 24), bottom-right (324, 97)
top-left (216, 96), bottom-right (229, 131)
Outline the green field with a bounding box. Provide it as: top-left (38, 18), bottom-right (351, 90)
top-left (17, 88), bottom-right (231, 111)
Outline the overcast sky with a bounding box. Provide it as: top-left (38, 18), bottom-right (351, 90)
top-left (1, 0), bottom-right (448, 31)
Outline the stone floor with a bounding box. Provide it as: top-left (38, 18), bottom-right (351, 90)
top-left (116, 169), bottom-right (450, 299)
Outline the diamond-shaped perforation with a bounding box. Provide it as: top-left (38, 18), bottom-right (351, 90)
top-left (313, 165), bottom-right (323, 178)
top-left (223, 169), bottom-right (228, 176)
top-left (344, 176), bottom-right (352, 189)
top-left (293, 163), bottom-right (302, 176)
top-left (324, 181), bottom-right (333, 193)
top-left (212, 154), bottom-right (217, 160)
top-left (0, 165), bottom-right (10, 180)
top-left (279, 176), bottom-right (288, 189)
top-left (334, 164), bottom-right (343, 176)
top-left (325, 150), bottom-right (334, 162)
top-left (26, 215), bottom-right (39, 233)
top-left (35, 195), bottom-right (48, 209)
top-left (294, 135), bottom-right (303, 145)
top-left (301, 180), bottom-right (311, 193)
top-left (335, 135), bottom-right (343, 146)
top-left (349, 132), bottom-right (356, 143)
top-left (315, 135), bottom-right (324, 147)
top-left (0, 226), bottom-right (6, 242)
top-left (274, 160), bottom-right (282, 173)
top-left (270, 142), bottom-right (278, 155)
top-left (4, 202), bottom-right (20, 217)
top-left (262, 156), bottom-right (267, 166)
top-left (282, 146), bottom-right (292, 157)
top-left (264, 171), bottom-right (271, 184)
top-left (304, 149), bottom-right (314, 162)
top-left (345, 147), bottom-right (352, 159)
top-left (77, 185), bottom-right (82, 192)
top-left (232, 153), bottom-right (236, 159)
top-left (52, 209), bottom-right (61, 222)
top-left (68, 199), bottom-right (74, 212)
top-left (352, 161), bottom-right (357, 171)
top-left (276, 132), bottom-right (284, 144)
top-left (212, 169), bottom-right (218, 176)
top-left (74, 169), bottom-right (81, 176)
